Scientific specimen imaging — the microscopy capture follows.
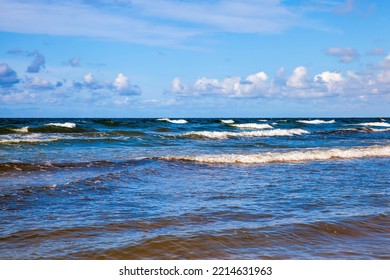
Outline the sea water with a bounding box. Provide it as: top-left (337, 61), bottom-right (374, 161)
top-left (0, 118), bottom-right (389, 259)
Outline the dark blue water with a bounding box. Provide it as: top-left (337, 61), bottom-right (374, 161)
top-left (0, 118), bottom-right (389, 259)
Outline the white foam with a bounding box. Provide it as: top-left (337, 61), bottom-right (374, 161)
top-left (259, 119), bottom-right (268, 122)
top-left (353, 122), bottom-right (390, 127)
top-left (231, 123), bottom-right (273, 129)
top-left (157, 118), bottom-right (188, 124)
top-left (161, 145), bottom-right (390, 164)
top-left (297, 119), bottom-right (335, 124)
top-left (372, 128), bottom-right (390, 132)
top-left (181, 129), bottom-right (309, 139)
top-left (0, 134), bottom-right (59, 144)
top-left (10, 126), bottom-right (29, 133)
top-left (220, 119), bottom-right (235, 124)
top-left (45, 122), bottom-right (76, 128)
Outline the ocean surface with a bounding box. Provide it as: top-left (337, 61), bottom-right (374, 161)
top-left (0, 118), bottom-right (389, 259)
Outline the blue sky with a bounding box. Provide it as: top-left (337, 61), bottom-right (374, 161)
top-left (0, 0), bottom-right (389, 117)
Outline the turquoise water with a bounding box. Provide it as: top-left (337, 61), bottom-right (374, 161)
top-left (0, 118), bottom-right (389, 259)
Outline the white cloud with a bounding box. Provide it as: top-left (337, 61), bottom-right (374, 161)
top-left (314, 71), bottom-right (344, 92)
top-left (0, 91), bottom-right (36, 104)
top-left (287, 66), bottom-right (307, 88)
top-left (0, 0), bottom-right (322, 47)
top-left (29, 76), bottom-right (55, 90)
top-left (170, 58), bottom-right (390, 100)
top-left (173, 71), bottom-right (269, 98)
top-left (113, 73), bottom-right (141, 96)
top-left (84, 73), bottom-right (94, 84)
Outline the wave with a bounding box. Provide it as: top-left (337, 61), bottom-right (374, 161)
top-left (157, 118), bottom-right (187, 124)
top-left (230, 123), bottom-right (273, 129)
top-left (45, 122), bottom-right (77, 128)
top-left (159, 145), bottom-right (390, 164)
top-left (297, 119), bottom-right (335, 124)
top-left (259, 119), bottom-right (268, 122)
top-left (10, 126), bottom-right (29, 133)
top-left (180, 129), bottom-right (309, 139)
top-left (352, 122), bottom-right (390, 127)
top-left (220, 119), bottom-right (235, 124)
top-left (0, 137), bottom-right (59, 144)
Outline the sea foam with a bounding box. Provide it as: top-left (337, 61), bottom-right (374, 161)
top-left (181, 129), bottom-right (309, 139)
top-left (353, 122), bottom-right (390, 127)
top-left (160, 145), bottom-right (390, 164)
top-left (230, 123), bottom-right (273, 129)
top-left (297, 119), bottom-right (335, 124)
top-left (45, 122), bottom-right (77, 128)
top-left (10, 126), bottom-right (29, 133)
top-left (157, 118), bottom-right (188, 124)
top-left (220, 119), bottom-right (235, 124)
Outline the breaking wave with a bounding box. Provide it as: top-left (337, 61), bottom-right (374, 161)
top-left (10, 126), bottom-right (29, 133)
top-left (180, 129), bottom-right (309, 139)
top-left (157, 118), bottom-right (188, 124)
top-left (352, 122), bottom-right (390, 127)
top-left (159, 145), bottom-right (390, 164)
top-left (230, 123), bottom-right (273, 129)
top-left (297, 119), bottom-right (335, 124)
top-left (220, 119), bottom-right (235, 124)
top-left (45, 122), bottom-right (77, 128)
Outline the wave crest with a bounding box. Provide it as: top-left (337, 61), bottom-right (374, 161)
top-left (297, 119), bottom-right (335, 124)
top-left (181, 129), bottom-right (309, 139)
top-left (353, 122), bottom-right (390, 127)
top-left (160, 145), bottom-right (390, 164)
top-left (231, 123), bottom-right (273, 129)
top-left (157, 118), bottom-right (187, 124)
top-left (45, 122), bottom-right (76, 128)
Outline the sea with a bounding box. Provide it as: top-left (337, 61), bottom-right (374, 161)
top-left (0, 118), bottom-right (389, 259)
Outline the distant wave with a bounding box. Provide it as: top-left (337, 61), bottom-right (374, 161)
top-left (45, 122), bottom-right (77, 128)
top-left (10, 126), bottom-right (29, 133)
top-left (352, 122), bottom-right (390, 127)
top-left (0, 135), bottom-right (59, 144)
top-left (220, 119), bottom-right (235, 124)
top-left (180, 129), bottom-right (309, 139)
top-left (159, 145), bottom-right (390, 164)
top-left (157, 118), bottom-right (188, 124)
top-left (297, 119), bottom-right (335, 124)
top-left (258, 119), bottom-right (268, 122)
top-left (230, 123), bottom-right (273, 129)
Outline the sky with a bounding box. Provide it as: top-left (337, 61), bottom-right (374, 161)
top-left (0, 0), bottom-right (390, 117)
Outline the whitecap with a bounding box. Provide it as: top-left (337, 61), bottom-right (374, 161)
top-left (160, 145), bottom-right (390, 164)
top-left (220, 119), bottom-right (235, 124)
top-left (230, 123), bottom-right (273, 129)
top-left (181, 129), bottom-right (309, 139)
top-left (45, 122), bottom-right (76, 128)
top-left (157, 118), bottom-right (187, 124)
top-left (297, 119), bottom-right (335, 124)
top-left (10, 126), bottom-right (29, 133)
top-left (353, 122), bottom-right (390, 127)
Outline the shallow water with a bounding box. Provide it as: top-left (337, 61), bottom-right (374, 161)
top-left (0, 118), bottom-right (389, 259)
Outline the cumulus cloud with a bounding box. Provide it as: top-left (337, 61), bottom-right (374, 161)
top-left (286, 66), bottom-right (307, 88)
top-left (113, 73), bottom-right (141, 96)
top-left (0, 63), bottom-right (20, 87)
top-left (170, 67), bottom-right (348, 99)
top-left (28, 76), bottom-right (55, 90)
top-left (27, 51), bottom-right (45, 73)
top-left (326, 47), bottom-right (359, 63)
top-left (172, 71), bottom-right (269, 98)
